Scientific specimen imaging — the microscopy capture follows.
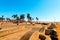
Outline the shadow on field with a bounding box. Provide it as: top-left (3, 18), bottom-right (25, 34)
top-left (20, 31), bottom-right (34, 40)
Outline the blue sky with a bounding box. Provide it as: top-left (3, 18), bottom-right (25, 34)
top-left (0, 0), bottom-right (60, 22)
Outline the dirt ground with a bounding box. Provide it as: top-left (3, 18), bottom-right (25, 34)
top-left (0, 22), bottom-right (60, 40)
top-left (55, 23), bottom-right (60, 40)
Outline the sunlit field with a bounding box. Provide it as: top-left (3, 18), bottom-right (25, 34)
top-left (56, 23), bottom-right (60, 40)
top-left (0, 22), bottom-right (60, 40)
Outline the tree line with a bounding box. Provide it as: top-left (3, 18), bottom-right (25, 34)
top-left (0, 13), bottom-right (39, 25)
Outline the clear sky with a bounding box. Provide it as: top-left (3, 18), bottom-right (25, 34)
top-left (0, 0), bottom-right (60, 22)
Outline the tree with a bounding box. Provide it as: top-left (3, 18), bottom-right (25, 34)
top-left (0, 16), bottom-right (5, 21)
top-left (36, 17), bottom-right (39, 21)
top-left (27, 13), bottom-right (32, 22)
top-left (12, 14), bottom-right (18, 20)
top-left (12, 14), bottom-right (19, 25)
top-left (2, 16), bottom-right (4, 18)
top-left (20, 14), bottom-right (25, 22)
top-left (0, 17), bottom-right (3, 21)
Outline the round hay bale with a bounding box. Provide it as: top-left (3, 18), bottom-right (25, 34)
top-left (50, 30), bottom-right (58, 37)
top-left (45, 29), bottom-right (52, 35)
top-left (0, 28), bottom-right (2, 30)
top-left (48, 23), bottom-right (56, 29)
top-left (39, 35), bottom-right (46, 40)
top-left (50, 35), bottom-right (58, 40)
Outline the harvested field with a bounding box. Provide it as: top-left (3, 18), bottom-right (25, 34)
top-left (0, 22), bottom-right (60, 40)
top-left (55, 23), bottom-right (60, 40)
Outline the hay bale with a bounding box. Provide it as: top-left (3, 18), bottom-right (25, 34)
top-left (48, 23), bottom-right (56, 29)
top-left (50, 30), bottom-right (57, 35)
top-left (50, 30), bottom-right (58, 40)
top-left (50, 35), bottom-right (58, 40)
top-left (41, 23), bottom-right (49, 25)
top-left (45, 29), bottom-right (58, 40)
top-left (0, 28), bottom-right (2, 30)
top-left (45, 29), bottom-right (51, 35)
top-left (39, 35), bottom-right (46, 40)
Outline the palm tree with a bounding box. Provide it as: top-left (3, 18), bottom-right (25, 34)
top-left (2, 16), bottom-right (4, 18)
top-left (20, 14), bottom-right (25, 22)
top-left (12, 14), bottom-right (18, 20)
top-left (2, 16), bottom-right (4, 20)
top-left (12, 14), bottom-right (19, 25)
top-left (36, 17), bottom-right (39, 22)
top-left (27, 13), bottom-right (32, 22)
top-left (2, 15), bottom-right (4, 21)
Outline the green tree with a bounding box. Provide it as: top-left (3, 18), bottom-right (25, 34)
top-left (12, 14), bottom-right (18, 19)
top-left (20, 14), bottom-right (25, 22)
top-left (27, 13), bottom-right (32, 22)
top-left (2, 16), bottom-right (4, 18)
top-left (36, 17), bottom-right (39, 22)
top-left (36, 17), bottom-right (39, 21)
top-left (1, 15), bottom-right (5, 21)
top-left (12, 14), bottom-right (19, 25)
